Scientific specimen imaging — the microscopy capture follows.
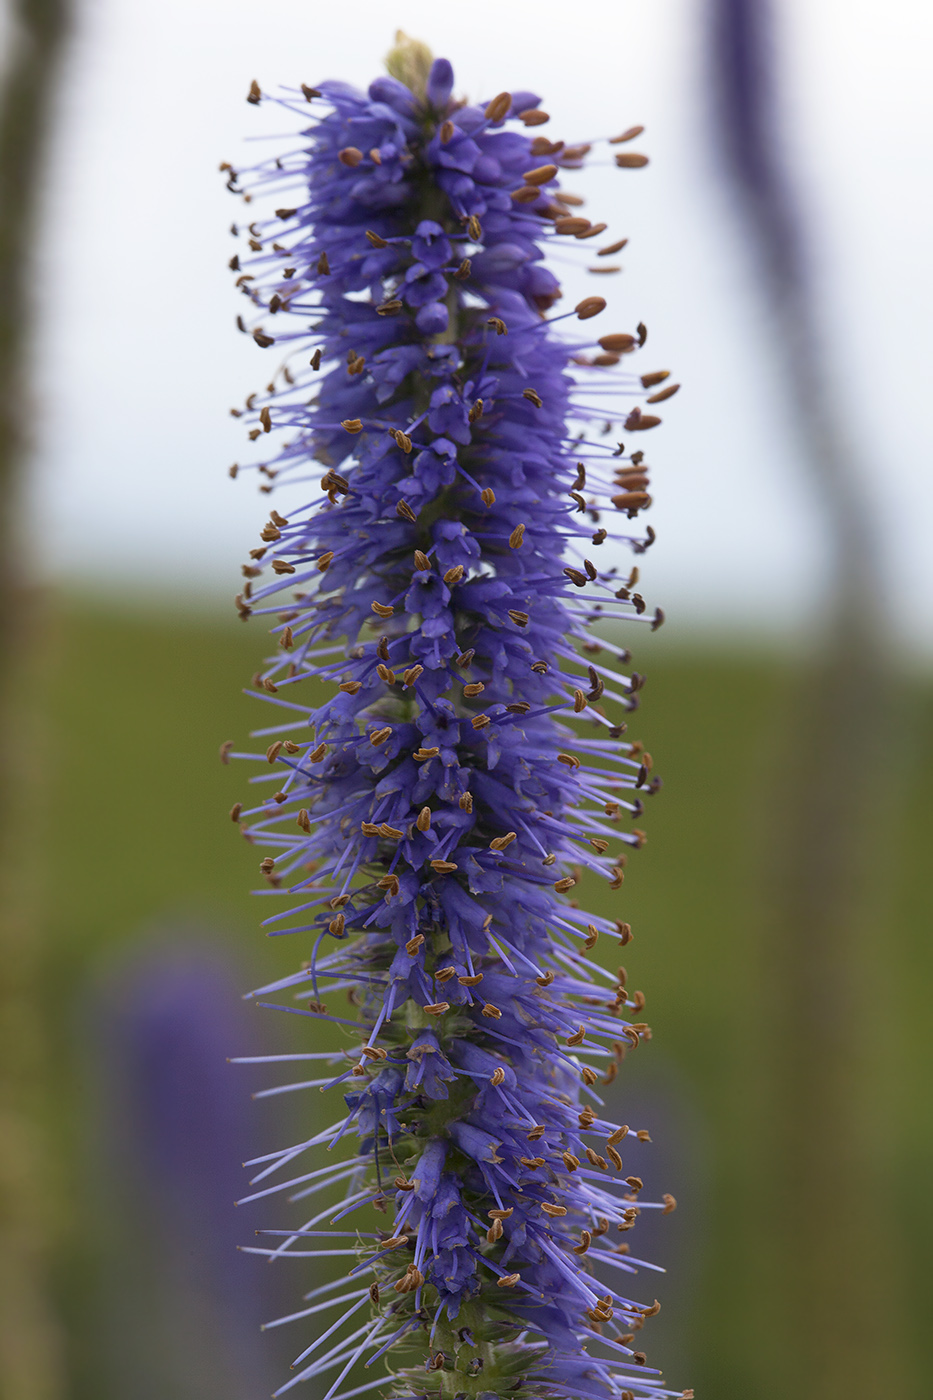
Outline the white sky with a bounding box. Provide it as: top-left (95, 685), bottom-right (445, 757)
top-left (22, 0), bottom-right (933, 648)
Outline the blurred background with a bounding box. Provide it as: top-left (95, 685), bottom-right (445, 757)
top-left (0, 0), bottom-right (931, 1397)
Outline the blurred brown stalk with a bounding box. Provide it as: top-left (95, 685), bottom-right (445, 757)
top-left (0, 3), bottom-right (72, 1398)
top-left (709, 0), bottom-right (905, 1394)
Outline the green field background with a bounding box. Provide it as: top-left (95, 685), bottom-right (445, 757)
top-left (31, 599), bottom-right (933, 1398)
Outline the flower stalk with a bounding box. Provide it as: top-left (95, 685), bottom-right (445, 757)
top-left (225, 40), bottom-right (687, 1400)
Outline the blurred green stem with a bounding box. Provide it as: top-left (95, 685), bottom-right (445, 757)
top-left (0, 3), bottom-right (72, 1398)
top-left (746, 202), bottom-right (905, 1400)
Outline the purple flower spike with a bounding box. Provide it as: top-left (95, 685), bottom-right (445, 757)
top-left (225, 41), bottom-right (687, 1400)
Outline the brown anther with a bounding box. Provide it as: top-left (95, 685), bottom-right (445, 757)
top-left (490, 1067), bottom-right (506, 1086)
top-left (579, 1106), bottom-right (597, 1127)
top-left (423, 1001), bottom-right (450, 1016)
top-left (573, 1229), bottom-right (592, 1255)
top-left (554, 216), bottom-right (591, 235)
top-left (576, 222), bottom-right (608, 240)
top-left (369, 1281), bottom-right (380, 1305)
top-left (624, 1175), bottom-right (643, 1192)
top-left (468, 214), bottom-right (483, 241)
top-left (522, 388), bottom-right (543, 408)
top-left (541, 1202), bottom-right (567, 1217)
top-left (365, 229), bottom-right (388, 247)
top-left (370, 727), bottom-right (392, 747)
top-left (507, 609), bottom-right (529, 627)
top-left (487, 317), bottom-right (507, 335)
top-left (508, 522), bottom-right (525, 548)
top-left (455, 258), bottom-right (472, 280)
top-left (522, 163), bottom-right (558, 186)
top-left (459, 792), bottom-right (473, 812)
top-left (662, 1193), bottom-right (677, 1213)
top-left (405, 934), bottom-right (424, 955)
top-left (566, 1025), bottom-right (586, 1046)
top-left (599, 333), bottom-right (637, 352)
top-left (526, 1125), bottom-right (546, 1141)
top-left (379, 823), bottom-right (404, 840)
top-left (435, 966), bottom-right (456, 982)
top-left (416, 806), bottom-right (431, 832)
top-left (246, 79), bottom-right (262, 104)
top-left (484, 92), bottom-right (511, 123)
top-left (341, 418), bottom-right (363, 434)
top-left (610, 125), bottom-right (645, 143)
top-left (259, 405), bottom-right (272, 433)
top-left (444, 564), bottom-right (464, 584)
top-left (259, 857), bottom-right (275, 874)
top-left (403, 665), bottom-right (424, 686)
top-left (338, 680), bottom-right (361, 695)
top-left (576, 296), bottom-right (607, 320)
top-left (573, 689), bottom-right (587, 713)
top-left (511, 185), bottom-right (542, 204)
top-left (647, 382), bottom-right (680, 403)
top-left (376, 664), bottom-right (396, 685)
top-left (496, 1273), bottom-right (520, 1288)
top-left (562, 1152), bottom-right (580, 1172)
top-left (310, 348), bottom-right (322, 370)
top-left (615, 152), bottom-right (649, 168)
top-left (371, 601), bottom-right (395, 618)
top-left (396, 500), bottom-right (418, 523)
top-left (252, 329), bottom-right (274, 348)
top-left (463, 682), bottom-right (485, 698)
top-left (489, 832), bottom-right (517, 852)
top-left (640, 370), bottom-right (670, 389)
top-left (338, 146), bottom-right (363, 166)
top-left (487, 1207), bottom-right (513, 1220)
top-left (430, 860), bottom-right (458, 875)
top-left (230, 802), bottom-right (243, 822)
top-left (471, 714), bottom-right (491, 730)
top-left (219, 740), bottom-right (234, 764)
top-left (486, 1218), bottom-right (504, 1243)
top-left (557, 753), bottom-right (580, 770)
top-left (265, 741), bottom-right (283, 764)
top-left (317, 251), bottom-right (330, 275)
top-left (606, 1145), bottom-right (623, 1170)
top-left (380, 1234), bottom-right (408, 1250)
top-left (413, 550), bottom-right (431, 571)
top-left (376, 299), bottom-right (403, 316)
top-left (481, 487), bottom-right (496, 506)
top-left (598, 239), bottom-right (629, 256)
top-left (535, 970), bottom-right (555, 987)
top-left (481, 1002), bottom-right (503, 1020)
top-left (413, 743), bottom-right (437, 758)
top-left (439, 119), bottom-right (455, 143)
top-left (378, 874), bottom-right (400, 896)
top-left (308, 743), bottom-right (327, 763)
top-left (636, 1128), bottom-right (652, 1142)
